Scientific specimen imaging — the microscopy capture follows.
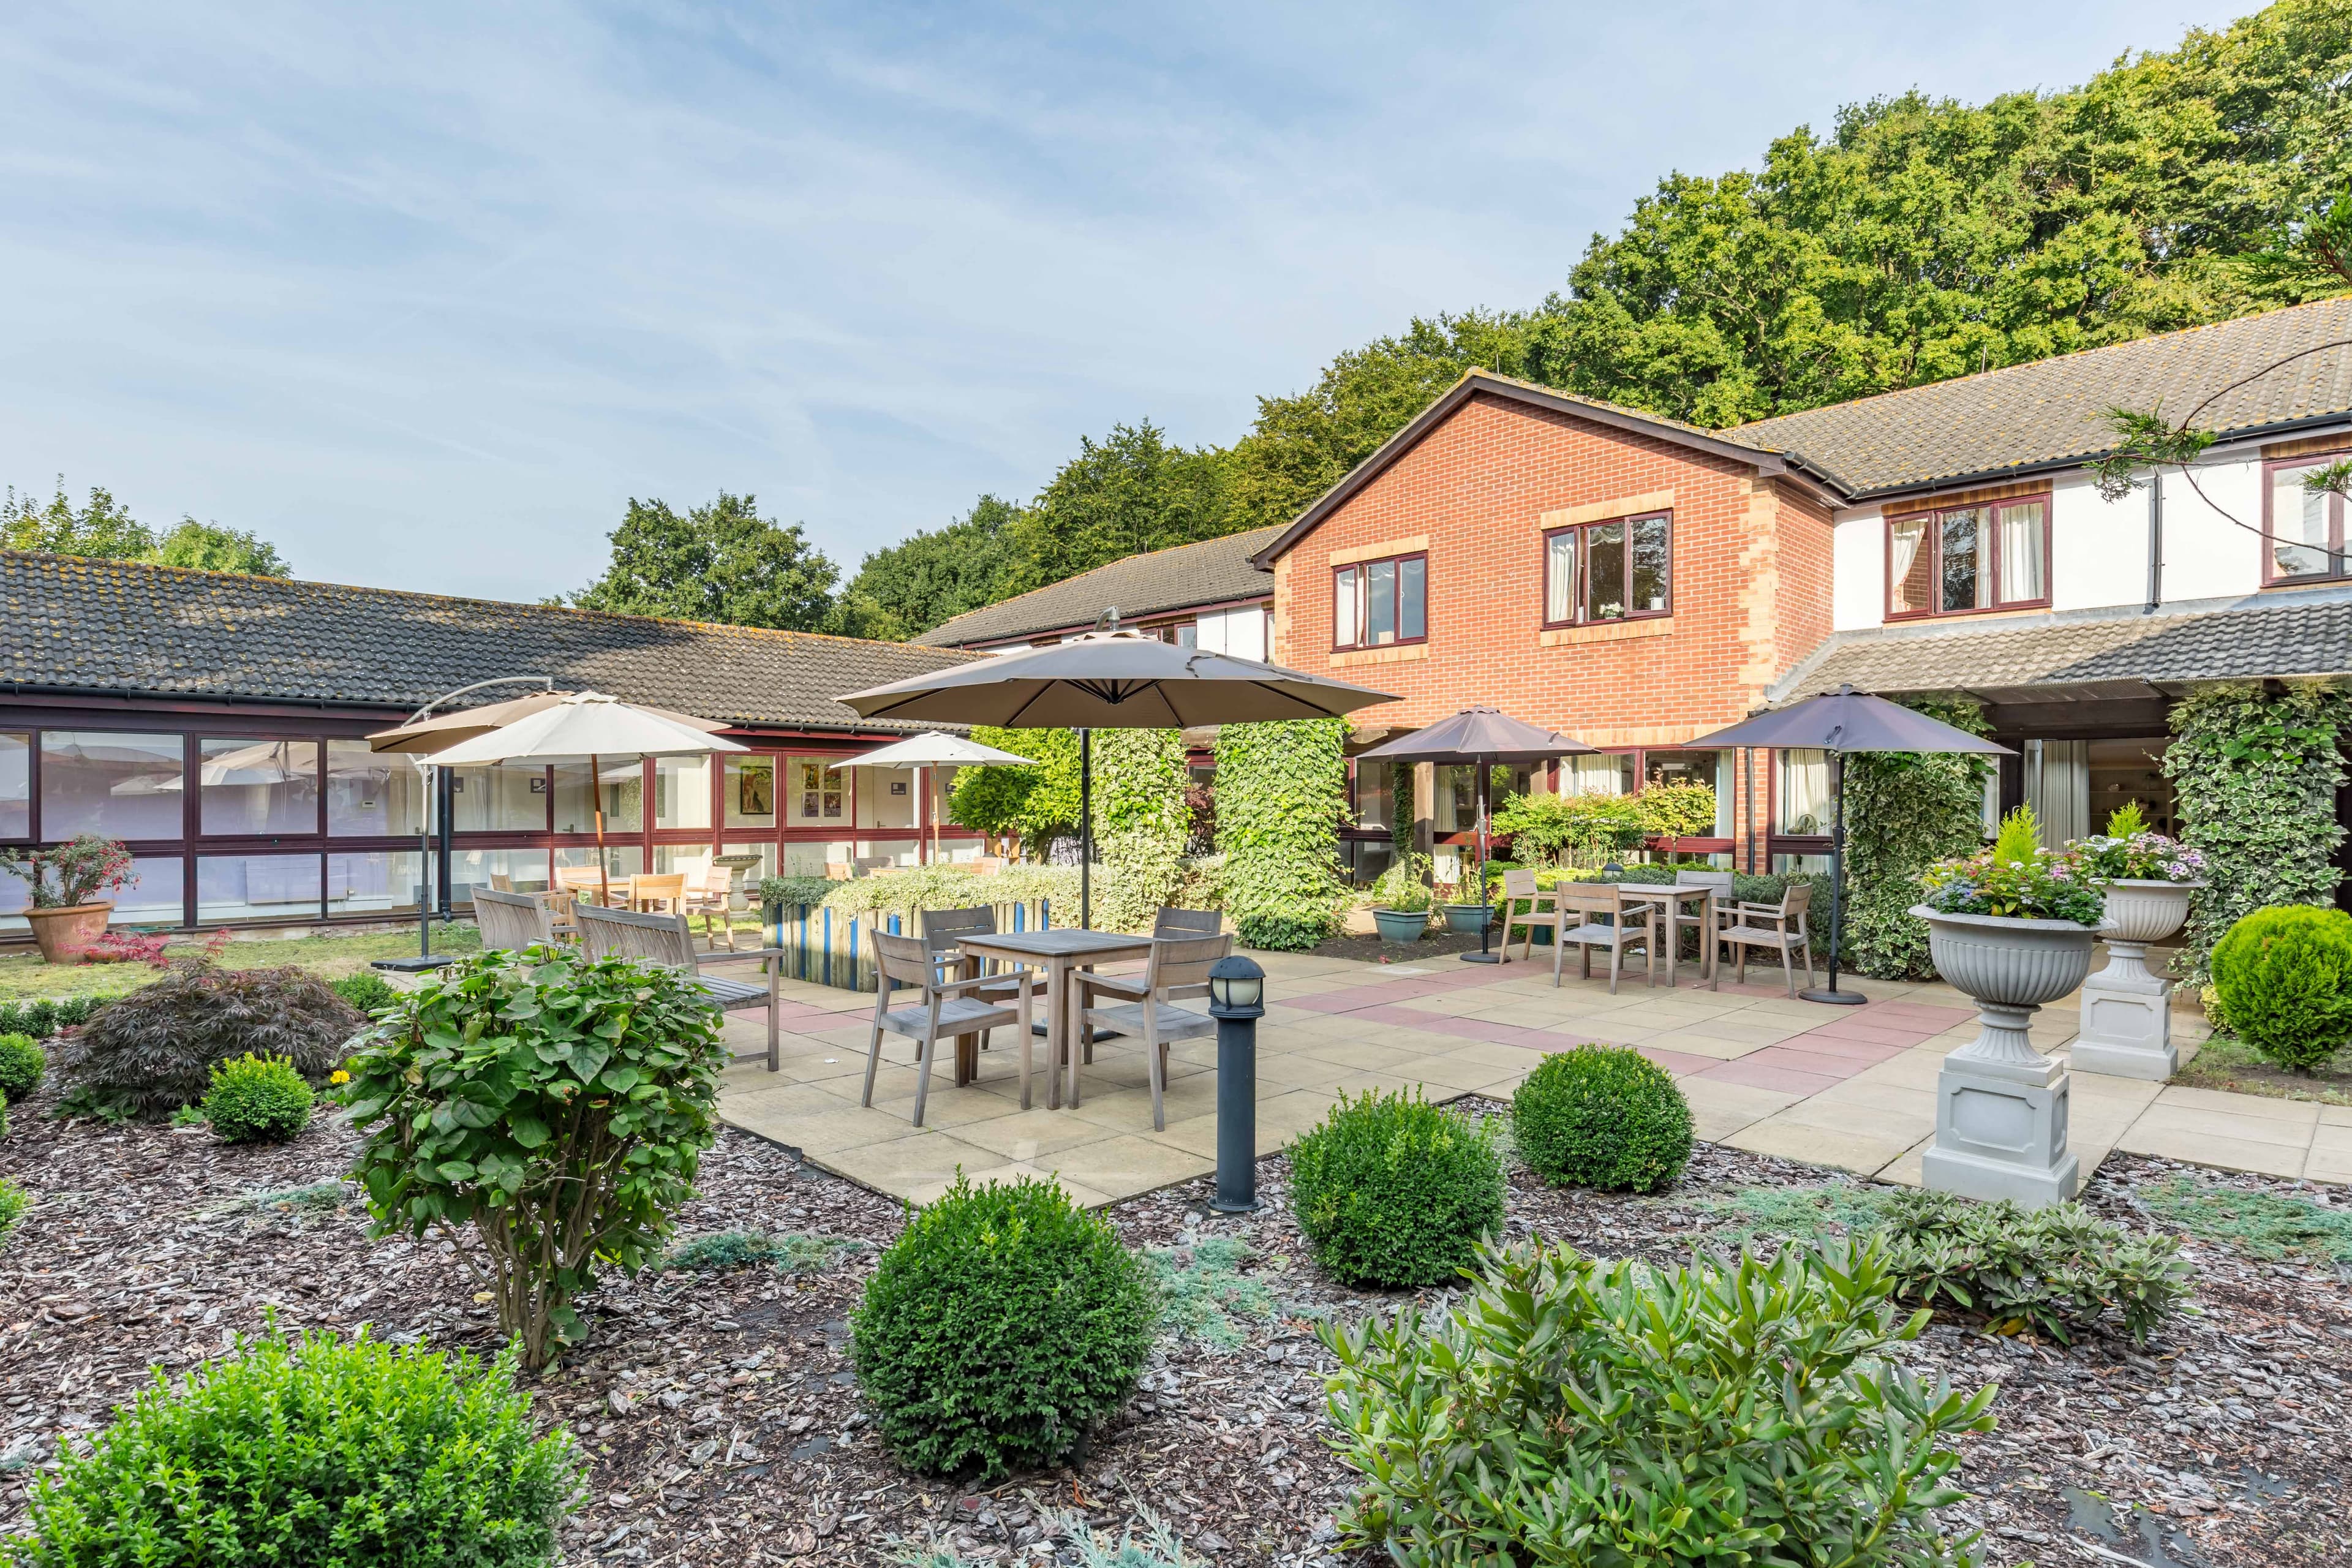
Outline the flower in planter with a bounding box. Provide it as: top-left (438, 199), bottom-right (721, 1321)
top-left (2071, 802), bottom-right (2207, 884)
top-left (1918, 805), bottom-right (2106, 926)
top-left (0, 834), bottom-right (136, 909)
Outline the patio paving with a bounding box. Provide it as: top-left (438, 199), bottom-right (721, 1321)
top-left (716, 943), bottom-right (2346, 1208)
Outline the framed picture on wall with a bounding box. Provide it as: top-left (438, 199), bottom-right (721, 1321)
top-left (889, 780), bottom-right (907, 796)
top-left (738, 762), bottom-right (772, 816)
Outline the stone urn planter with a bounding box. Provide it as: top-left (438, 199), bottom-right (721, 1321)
top-left (25, 902), bottom-right (113, 965)
top-left (2071, 880), bottom-right (2204, 1081)
top-left (1371, 908), bottom-right (1428, 946)
top-left (1441, 903), bottom-right (1489, 935)
top-left (1913, 905), bottom-right (2097, 1206)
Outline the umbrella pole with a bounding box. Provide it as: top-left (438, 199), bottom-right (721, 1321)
top-left (1802, 750), bottom-right (1866, 1005)
top-left (418, 763), bottom-right (433, 957)
top-left (594, 752), bottom-right (612, 910)
top-left (1463, 760), bottom-right (1499, 963)
top-left (1079, 728), bottom-right (1091, 929)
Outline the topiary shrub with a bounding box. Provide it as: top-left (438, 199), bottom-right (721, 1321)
top-left (850, 1173), bottom-right (1153, 1479)
top-left (0, 1032), bottom-right (43, 1102)
top-left (0, 1327), bottom-right (580, 1567)
top-left (1321, 1238), bottom-right (1997, 1566)
top-left (2209, 903), bottom-right (2352, 1071)
top-left (202, 1053), bottom-right (317, 1144)
top-left (1289, 1089), bottom-right (1504, 1287)
top-left (1512, 1044), bottom-right (1694, 1193)
top-left (329, 971), bottom-right (400, 1014)
top-left (51, 965), bottom-right (360, 1120)
top-left (344, 944), bottom-right (730, 1369)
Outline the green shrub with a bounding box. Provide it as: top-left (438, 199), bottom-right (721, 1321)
top-left (1289, 1089), bottom-right (1504, 1288)
top-left (850, 1174), bottom-right (1153, 1479)
top-left (202, 1053), bottom-right (317, 1144)
top-left (52, 965), bottom-right (359, 1119)
top-left (0, 997), bottom-right (100, 1041)
top-left (2209, 903), bottom-right (2352, 1071)
top-left (1512, 1045), bottom-right (1694, 1193)
top-left (328, 971), bottom-right (400, 1014)
top-left (0, 1097), bottom-right (10, 1144)
top-left (658, 1229), bottom-right (861, 1275)
top-left (1322, 1238), bottom-right (1997, 1567)
top-left (1216, 718), bottom-right (1348, 951)
top-left (0, 1176), bottom-right (25, 1246)
top-left (0, 1033), bottom-right (43, 1102)
top-left (0, 1327), bottom-right (579, 1568)
top-left (343, 944), bottom-right (731, 1369)
top-left (1877, 1189), bottom-right (2192, 1346)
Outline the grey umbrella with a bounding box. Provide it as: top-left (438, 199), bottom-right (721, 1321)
top-left (837, 613), bottom-right (1397, 926)
top-left (1357, 709), bottom-right (1597, 963)
top-left (1685, 684), bottom-right (2012, 1005)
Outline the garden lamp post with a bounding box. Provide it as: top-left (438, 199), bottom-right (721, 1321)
top-left (1206, 954), bottom-right (1266, 1213)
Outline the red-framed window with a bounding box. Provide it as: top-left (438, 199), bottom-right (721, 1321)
top-left (1543, 511), bottom-right (1671, 627)
top-left (1886, 494), bottom-right (2050, 619)
top-left (1333, 552), bottom-right (1427, 650)
top-left (2263, 447), bottom-right (2352, 585)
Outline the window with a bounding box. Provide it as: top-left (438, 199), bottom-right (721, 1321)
top-left (1562, 753), bottom-right (1636, 796)
top-left (0, 733), bottom-right (26, 839)
top-left (2265, 453), bottom-right (2350, 583)
top-left (41, 731), bottom-right (183, 839)
top-left (654, 755), bottom-right (712, 830)
top-left (1887, 496), bottom-right (2048, 617)
top-left (198, 738), bottom-right (320, 835)
top-left (1774, 749), bottom-right (1830, 834)
top-left (450, 763), bottom-right (547, 832)
top-left (791, 758), bottom-right (844, 823)
top-left (725, 755), bottom-right (776, 828)
top-left (1544, 513), bottom-right (1670, 626)
top-left (1332, 552), bottom-right (1427, 648)
top-left (553, 756), bottom-right (641, 834)
top-left (326, 740), bottom-right (428, 837)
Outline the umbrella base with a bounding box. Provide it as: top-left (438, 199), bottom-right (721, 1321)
top-left (373, 956), bottom-right (457, 974)
top-left (1800, 987), bottom-right (1868, 1006)
top-left (1458, 951), bottom-right (1502, 964)
top-left (1031, 1022), bottom-right (1123, 1041)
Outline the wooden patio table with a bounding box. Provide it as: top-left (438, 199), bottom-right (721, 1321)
top-left (956, 929), bottom-right (1153, 1109)
top-left (1610, 883), bottom-right (1717, 987)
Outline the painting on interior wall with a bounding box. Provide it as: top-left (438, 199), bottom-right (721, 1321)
top-left (797, 760), bottom-right (842, 820)
top-left (737, 761), bottom-right (772, 817)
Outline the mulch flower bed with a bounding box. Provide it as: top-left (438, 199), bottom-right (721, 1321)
top-left (4, 1089), bottom-right (2350, 1566)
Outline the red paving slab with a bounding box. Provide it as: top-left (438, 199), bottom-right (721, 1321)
top-left (1692, 1057), bottom-right (1844, 1095)
top-left (1638, 1046), bottom-right (1724, 1076)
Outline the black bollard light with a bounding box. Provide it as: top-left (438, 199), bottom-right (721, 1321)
top-left (1205, 954), bottom-right (1267, 1213)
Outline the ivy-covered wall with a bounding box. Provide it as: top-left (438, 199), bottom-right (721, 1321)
top-left (1088, 727), bottom-right (1189, 933)
top-left (1841, 698), bottom-right (1994, 981)
top-left (1216, 718), bottom-right (1349, 951)
top-left (2165, 682), bottom-right (2352, 982)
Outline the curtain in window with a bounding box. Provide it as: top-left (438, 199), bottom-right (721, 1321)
top-left (1774, 748), bottom-right (1828, 834)
top-left (1333, 567), bottom-right (1359, 645)
top-left (2025, 739), bottom-right (2089, 846)
top-left (1545, 532), bottom-right (1575, 622)
top-left (1999, 502), bottom-right (2045, 603)
top-left (1567, 754), bottom-right (1632, 795)
top-left (1888, 515), bottom-right (1928, 613)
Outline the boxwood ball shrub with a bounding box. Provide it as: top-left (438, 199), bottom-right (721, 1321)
top-left (329, 970), bottom-right (401, 1015)
top-left (53, 965), bottom-right (360, 1120)
top-left (1512, 1044), bottom-right (1694, 1192)
top-left (202, 1052), bottom-right (317, 1144)
top-left (2209, 903), bottom-right (2352, 1071)
top-left (344, 944), bottom-right (731, 1369)
top-left (0, 1033), bottom-right (43, 1102)
top-left (1321, 1238), bottom-right (1997, 1567)
top-left (851, 1174), bottom-right (1153, 1479)
top-left (1289, 1088), bottom-right (1504, 1288)
top-left (0, 1327), bottom-right (580, 1568)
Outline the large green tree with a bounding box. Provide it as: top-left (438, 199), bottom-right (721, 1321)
top-left (843, 493), bottom-right (1023, 639)
top-left (570, 491), bottom-right (839, 631)
top-left (4, 482), bottom-right (292, 576)
top-left (999, 422), bottom-right (1232, 598)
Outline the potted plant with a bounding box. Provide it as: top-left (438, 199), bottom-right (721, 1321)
top-left (0, 834), bottom-right (137, 965)
top-left (1912, 805), bottom-right (2106, 1204)
top-left (1438, 867), bottom-right (1491, 935)
top-left (2065, 801), bottom-right (2207, 1079)
top-left (1367, 856), bottom-right (1434, 946)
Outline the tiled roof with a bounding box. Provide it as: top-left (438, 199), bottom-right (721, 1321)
top-left (1733, 298), bottom-right (2352, 497)
top-left (0, 551), bottom-right (978, 730)
top-left (914, 526), bottom-right (1281, 647)
top-left (1773, 587), bottom-right (2352, 703)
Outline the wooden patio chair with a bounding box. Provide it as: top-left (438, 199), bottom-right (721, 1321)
top-left (573, 903), bottom-right (786, 1071)
top-left (1714, 881), bottom-right (1817, 996)
top-left (555, 865), bottom-right (616, 905)
top-left (920, 905), bottom-right (1039, 1046)
top-left (630, 872), bottom-right (687, 914)
top-left (1550, 883), bottom-right (1658, 994)
top-left (1499, 869), bottom-right (1558, 962)
top-left (472, 886), bottom-right (553, 953)
top-left (1152, 907), bottom-right (1224, 938)
top-left (1671, 868), bottom-right (1735, 977)
top-left (680, 859), bottom-right (738, 951)
top-left (863, 929), bottom-right (1032, 1125)
top-left (1076, 932), bottom-right (1231, 1129)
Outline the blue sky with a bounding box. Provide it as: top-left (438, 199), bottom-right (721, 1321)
top-left (0, 2), bottom-right (2247, 602)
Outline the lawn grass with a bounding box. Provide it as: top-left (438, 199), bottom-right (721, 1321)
top-left (0, 924), bottom-right (486, 1002)
top-left (2172, 1031), bottom-right (2352, 1108)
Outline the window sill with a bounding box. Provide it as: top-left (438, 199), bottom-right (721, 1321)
top-left (1540, 616), bottom-right (1675, 647)
top-left (1330, 642), bottom-right (1429, 668)
top-left (1882, 604), bottom-right (2051, 627)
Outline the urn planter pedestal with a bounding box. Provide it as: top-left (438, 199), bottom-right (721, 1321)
top-left (2068, 880), bottom-right (2201, 1082)
top-left (1913, 905), bottom-right (2096, 1207)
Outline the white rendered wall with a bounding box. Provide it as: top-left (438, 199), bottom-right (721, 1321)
top-left (1196, 603), bottom-right (1269, 660)
top-left (1831, 509), bottom-right (1886, 631)
top-left (2048, 470), bottom-right (2146, 612)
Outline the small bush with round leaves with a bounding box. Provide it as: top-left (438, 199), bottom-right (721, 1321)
top-left (202, 1052), bottom-right (317, 1144)
top-left (0, 1326), bottom-right (580, 1568)
top-left (1513, 1044), bottom-right (1694, 1193)
top-left (851, 1174), bottom-right (1153, 1479)
top-left (2209, 903), bottom-right (2352, 1071)
top-left (1289, 1088), bottom-right (1505, 1288)
top-left (0, 1033), bottom-right (43, 1102)
top-left (0, 1176), bottom-right (25, 1246)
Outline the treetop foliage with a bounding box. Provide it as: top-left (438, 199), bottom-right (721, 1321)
top-left (4, 481), bottom-right (292, 577)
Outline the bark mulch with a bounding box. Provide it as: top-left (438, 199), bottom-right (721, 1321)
top-left (2, 1088), bottom-right (2348, 1567)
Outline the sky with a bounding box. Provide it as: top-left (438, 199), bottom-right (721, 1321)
top-left (0, 1), bottom-right (2253, 603)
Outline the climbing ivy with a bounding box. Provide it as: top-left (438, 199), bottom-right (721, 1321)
top-left (1215, 718), bottom-right (1349, 951)
top-left (1088, 728), bottom-right (1189, 933)
top-left (1841, 698), bottom-right (1994, 981)
top-left (2165, 682), bottom-right (2352, 983)
top-left (1388, 762), bottom-right (1414, 864)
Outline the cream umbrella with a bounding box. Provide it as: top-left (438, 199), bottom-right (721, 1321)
top-left (828, 732), bottom-right (1039, 864)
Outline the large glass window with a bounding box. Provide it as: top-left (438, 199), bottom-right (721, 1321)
top-left (1332, 552), bottom-right (1428, 648)
top-left (1887, 496), bottom-right (2049, 618)
top-left (326, 741), bottom-right (428, 837)
top-left (1563, 753), bottom-right (1636, 796)
top-left (450, 763), bottom-right (547, 832)
top-left (41, 731), bottom-right (184, 839)
top-left (654, 755), bottom-right (712, 830)
top-left (448, 848), bottom-right (552, 904)
top-left (1544, 513), bottom-right (1670, 627)
top-left (0, 733), bottom-right (26, 839)
top-left (2266, 454), bottom-right (2349, 582)
top-left (724, 755), bottom-right (777, 829)
top-left (198, 739), bottom-right (319, 836)
top-left (197, 854), bottom-right (322, 922)
top-left (553, 756), bottom-right (641, 834)
top-left (1354, 763), bottom-right (1395, 831)
top-left (113, 856), bottom-right (184, 925)
top-left (328, 851), bottom-right (424, 917)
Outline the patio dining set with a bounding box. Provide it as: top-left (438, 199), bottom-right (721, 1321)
top-left (1493, 869), bottom-right (1816, 995)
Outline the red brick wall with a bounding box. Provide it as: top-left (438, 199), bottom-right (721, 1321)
top-left (1272, 391), bottom-right (1833, 750)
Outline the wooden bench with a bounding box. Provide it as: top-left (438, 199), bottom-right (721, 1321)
top-left (574, 903), bottom-right (786, 1071)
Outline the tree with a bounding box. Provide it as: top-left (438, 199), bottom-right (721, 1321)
top-left (570, 491), bottom-right (839, 631)
top-left (946, 726), bottom-right (1082, 859)
top-left (3, 481), bottom-right (292, 577)
top-left (1000, 423), bottom-right (1233, 598)
top-left (149, 518), bottom-right (291, 576)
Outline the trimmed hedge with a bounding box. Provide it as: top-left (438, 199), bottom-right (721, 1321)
top-left (1512, 1045), bottom-right (1694, 1193)
top-left (202, 1053), bottom-right (317, 1144)
top-left (1290, 1089), bottom-right (1505, 1287)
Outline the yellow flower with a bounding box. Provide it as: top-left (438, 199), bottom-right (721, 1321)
top-left (329, 1069), bottom-right (351, 1085)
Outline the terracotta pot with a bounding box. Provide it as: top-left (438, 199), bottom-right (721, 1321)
top-left (25, 902), bottom-right (113, 965)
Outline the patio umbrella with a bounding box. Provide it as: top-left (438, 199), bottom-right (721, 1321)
top-left (828, 731), bottom-right (1039, 864)
top-left (1357, 708), bottom-right (1598, 964)
top-left (369, 691), bottom-right (746, 914)
top-left (837, 614), bottom-right (1396, 926)
top-left (1684, 684), bottom-right (2011, 1005)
